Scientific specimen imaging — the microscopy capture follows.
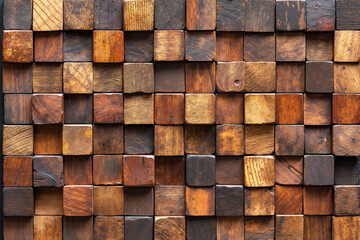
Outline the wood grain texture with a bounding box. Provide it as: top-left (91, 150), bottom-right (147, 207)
top-left (303, 186), bottom-right (333, 215)
top-left (187, 217), bottom-right (216, 240)
top-left (305, 126), bottom-right (332, 154)
top-left (216, 157), bottom-right (243, 185)
top-left (123, 0), bottom-right (154, 31)
top-left (64, 0), bottom-right (94, 30)
top-left (334, 186), bottom-right (360, 215)
top-left (275, 156), bottom-right (303, 185)
top-left (124, 125), bottom-right (153, 154)
top-left (217, 217), bottom-right (244, 240)
top-left (3, 156), bottom-right (32, 187)
top-left (64, 95), bottom-right (93, 123)
top-left (244, 156), bottom-right (274, 187)
top-left (3, 125), bottom-right (33, 156)
top-left (3, 187), bottom-right (34, 216)
top-left (93, 93), bottom-right (123, 124)
top-left (276, 32), bottom-right (306, 62)
top-left (154, 30), bottom-right (184, 61)
top-left (333, 125), bottom-right (360, 156)
top-left (155, 217), bottom-right (185, 240)
top-left (125, 217), bottom-right (153, 240)
top-left (93, 125), bottom-right (124, 154)
top-left (4, 94), bottom-right (32, 124)
top-left (276, 215), bottom-right (304, 240)
top-left (34, 216), bottom-right (62, 240)
top-left (63, 31), bottom-right (93, 62)
top-left (34, 32), bottom-right (63, 62)
top-left (244, 94), bottom-right (275, 124)
top-left (306, 61), bottom-right (334, 93)
top-left (186, 155), bottom-right (215, 186)
top-left (186, 62), bottom-right (215, 93)
top-left (63, 185), bottom-right (93, 216)
top-left (32, 94), bottom-right (64, 124)
top-left (332, 216), bottom-right (360, 240)
top-left (93, 31), bottom-right (124, 63)
top-left (155, 0), bottom-right (185, 30)
top-left (276, 63), bottom-right (305, 92)
top-left (304, 216), bottom-right (331, 240)
top-left (154, 62), bottom-right (185, 92)
top-left (93, 155), bottom-right (123, 185)
top-left (304, 94), bottom-right (332, 125)
top-left (276, 93), bottom-right (304, 124)
top-left (64, 156), bottom-right (92, 185)
top-left (336, 0), bottom-right (360, 30)
top-left (307, 0), bottom-right (335, 31)
top-left (93, 186), bottom-right (124, 215)
top-left (124, 63), bottom-right (154, 93)
top-left (4, 0), bottom-right (32, 30)
top-left (63, 62), bottom-right (93, 94)
top-left (124, 32), bottom-right (154, 62)
top-left (154, 125), bottom-right (184, 156)
top-left (155, 94), bottom-right (184, 124)
top-left (335, 156), bottom-right (359, 185)
top-left (33, 0), bottom-right (63, 31)
top-left (245, 125), bottom-right (274, 155)
top-left (63, 217), bottom-right (93, 240)
top-left (94, 0), bottom-right (123, 30)
top-left (216, 124), bottom-right (244, 156)
top-left (34, 125), bottom-right (62, 155)
top-left (124, 94), bottom-right (154, 124)
top-left (62, 124), bottom-right (93, 155)
top-left (245, 217), bottom-right (274, 240)
top-left (275, 186), bottom-right (303, 214)
top-left (94, 217), bottom-right (124, 240)
top-left (155, 186), bottom-right (185, 216)
top-left (244, 33), bottom-right (275, 62)
top-left (216, 93), bottom-right (243, 124)
top-left (33, 63), bottom-right (62, 93)
top-left (3, 30), bottom-right (33, 63)
top-left (306, 32), bottom-right (334, 61)
top-left (35, 188), bottom-right (63, 215)
top-left (275, 125), bottom-right (304, 156)
top-left (244, 188), bottom-right (275, 216)
top-left (276, 0), bottom-right (306, 31)
top-left (185, 31), bottom-right (216, 61)
top-left (216, 185), bottom-right (244, 216)
top-left (245, 62), bottom-right (276, 92)
top-left (93, 64), bottom-right (122, 92)
top-left (185, 94), bottom-right (215, 124)
top-left (155, 156), bottom-right (185, 185)
top-left (123, 155), bottom-right (155, 186)
top-left (4, 217), bottom-right (33, 240)
top-left (124, 188), bottom-right (154, 215)
top-left (185, 125), bottom-right (215, 154)
top-left (334, 63), bottom-right (360, 93)
top-left (186, 187), bottom-right (215, 216)
top-left (333, 94), bottom-right (360, 124)
top-left (216, 32), bottom-right (243, 61)
top-left (3, 63), bottom-right (32, 93)
top-left (216, 62), bottom-right (245, 92)
top-left (186, 0), bottom-right (216, 30)
top-left (216, 0), bottom-right (245, 31)
top-left (334, 31), bottom-right (360, 62)
top-left (245, 0), bottom-right (275, 32)
top-left (33, 155), bottom-right (64, 187)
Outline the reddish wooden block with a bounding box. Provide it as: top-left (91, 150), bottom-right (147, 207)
top-left (124, 187), bottom-right (154, 216)
top-left (245, 0), bottom-right (275, 32)
top-left (34, 216), bottom-right (62, 240)
top-left (154, 30), bottom-right (185, 61)
top-left (155, 156), bottom-right (185, 185)
top-left (155, 186), bottom-right (185, 216)
top-left (244, 33), bottom-right (275, 62)
top-left (275, 156), bottom-right (303, 185)
top-left (276, 63), bottom-right (305, 92)
top-left (93, 93), bottom-right (123, 124)
top-left (275, 185), bottom-right (303, 214)
top-left (304, 94), bottom-right (332, 125)
top-left (64, 95), bottom-right (93, 124)
top-left (304, 216), bottom-right (332, 240)
top-left (305, 126), bottom-right (332, 154)
top-left (33, 155), bottom-right (63, 187)
top-left (276, 215), bottom-right (304, 240)
top-left (216, 93), bottom-right (243, 124)
top-left (186, 0), bottom-right (216, 30)
top-left (124, 125), bottom-right (153, 154)
top-left (63, 185), bottom-right (93, 216)
top-left (155, 94), bottom-right (184, 124)
top-left (63, 124), bottom-right (93, 155)
top-left (333, 125), bottom-right (360, 156)
top-left (63, 217), bottom-right (93, 240)
top-left (125, 216), bottom-right (153, 240)
top-left (217, 217), bottom-right (244, 240)
top-left (34, 125), bottom-right (62, 155)
top-left (64, 156), bottom-right (92, 185)
top-left (216, 0), bottom-right (245, 31)
top-left (245, 188), bottom-right (275, 216)
top-left (216, 185), bottom-right (244, 216)
top-left (4, 94), bottom-right (32, 124)
top-left (334, 186), bottom-right (360, 215)
top-left (186, 62), bottom-right (215, 93)
top-left (216, 157), bottom-right (244, 185)
top-left (276, 93), bottom-right (304, 124)
top-left (3, 156), bottom-right (32, 187)
top-left (245, 217), bottom-right (274, 240)
top-left (306, 61), bottom-right (334, 93)
top-left (35, 188), bottom-right (63, 215)
top-left (185, 125), bottom-right (215, 155)
top-left (186, 187), bottom-right (215, 216)
top-left (94, 216), bottom-right (123, 240)
top-left (275, 125), bottom-right (304, 156)
top-left (3, 30), bottom-right (33, 63)
top-left (4, 217), bottom-right (33, 240)
top-left (333, 94), bottom-right (360, 124)
top-left (93, 31), bottom-right (124, 63)
top-left (216, 124), bottom-right (244, 156)
top-left (93, 125), bottom-right (123, 154)
top-left (3, 63), bottom-right (32, 93)
top-left (186, 155), bottom-right (215, 187)
top-left (304, 186), bottom-right (333, 215)
top-left (276, 0), bottom-right (306, 31)
top-left (32, 94), bottom-right (64, 124)
top-left (94, 186), bottom-right (124, 215)
top-left (34, 32), bottom-right (63, 62)
top-left (93, 155), bottom-right (123, 185)
top-left (64, 0), bottom-right (94, 30)
top-left (154, 125), bottom-right (184, 156)
top-left (154, 62), bottom-right (185, 92)
top-left (123, 155), bottom-right (155, 186)
top-left (124, 32), bottom-right (154, 62)
top-left (185, 31), bottom-right (216, 61)
top-left (216, 32), bottom-right (243, 62)
top-left (216, 62), bottom-right (245, 93)
top-left (3, 187), bottom-right (33, 216)
top-left (307, 0), bottom-right (335, 31)
top-left (276, 32), bottom-right (306, 61)
top-left (64, 31), bottom-right (93, 62)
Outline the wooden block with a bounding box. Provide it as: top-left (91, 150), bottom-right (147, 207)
top-left (4, 94), bottom-right (32, 124)
top-left (154, 30), bottom-right (184, 61)
top-left (185, 94), bottom-right (215, 124)
top-left (94, 217), bottom-right (123, 240)
top-left (4, 0), bottom-right (32, 30)
top-left (335, 157), bottom-right (359, 185)
top-left (123, 0), bottom-right (154, 31)
top-left (185, 125), bottom-right (215, 154)
top-left (275, 156), bottom-right (303, 185)
top-left (63, 31), bottom-right (93, 62)
top-left (276, 215), bottom-right (304, 240)
top-left (187, 217), bottom-right (216, 240)
top-left (3, 156), bottom-right (32, 187)
top-left (155, 216), bottom-right (186, 240)
top-left (3, 63), bottom-right (32, 93)
top-left (123, 155), bottom-right (155, 186)
top-left (186, 187), bottom-right (215, 216)
top-left (154, 125), bottom-right (184, 156)
top-left (217, 217), bottom-right (244, 240)
top-left (216, 32), bottom-right (243, 61)
top-left (216, 94), bottom-right (243, 124)
top-left (304, 94), bottom-right (332, 125)
top-left (244, 33), bottom-right (275, 62)
top-left (64, 156), bottom-right (92, 185)
top-left (33, 155), bottom-right (63, 187)
top-left (63, 217), bottom-right (93, 240)
top-left (93, 93), bottom-right (123, 124)
top-left (275, 125), bottom-right (304, 156)
top-left (63, 124), bottom-right (92, 155)
top-left (334, 63), bottom-right (360, 93)
top-left (186, 62), bottom-right (215, 93)
top-left (155, 186), bottom-right (185, 216)
top-left (245, 216), bottom-right (274, 239)
top-left (244, 188), bottom-right (275, 216)
top-left (125, 125), bottom-right (153, 154)
top-left (64, 0), bottom-right (94, 30)
top-left (154, 62), bottom-right (185, 92)
top-left (34, 32), bottom-right (63, 62)
top-left (216, 124), bottom-right (244, 156)
top-left (306, 32), bottom-right (334, 61)
top-left (276, 32), bottom-right (306, 61)
top-left (245, 125), bottom-right (274, 155)
top-left (3, 187), bottom-right (33, 216)
top-left (303, 186), bottom-right (333, 215)
top-left (244, 156), bottom-right (274, 187)
top-left (93, 64), bottom-right (123, 92)
top-left (63, 185), bottom-right (93, 216)
top-left (93, 155), bottom-right (123, 185)
top-left (334, 31), bottom-right (360, 62)
top-left (35, 188), bottom-right (63, 215)
top-left (124, 32), bottom-right (154, 62)
top-left (3, 125), bottom-right (33, 156)
top-left (244, 94), bottom-right (275, 124)
top-left (32, 94), bottom-right (64, 124)
top-left (93, 31), bottom-right (124, 63)
top-left (216, 62), bottom-right (245, 92)
top-left (63, 62), bottom-right (93, 94)
top-left (275, 186), bottom-right (303, 214)
top-left (186, 0), bottom-right (216, 30)
top-left (93, 125), bottom-right (124, 154)
top-left (155, 0), bottom-right (185, 30)
top-left (64, 95), bottom-right (92, 123)
top-left (333, 125), bottom-right (360, 156)
top-left (276, 63), bottom-right (305, 92)
top-left (333, 94), bottom-right (360, 124)
top-left (124, 188), bottom-right (154, 215)
top-left (33, 0), bottom-right (63, 31)
top-left (336, 0), bottom-right (360, 30)
top-left (306, 61), bottom-right (334, 93)
top-left (34, 216), bottom-right (62, 240)
top-left (216, 185), bottom-right (244, 216)
top-left (4, 217), bottom-right (33, 240)
top-left (155, 156), bottom-right (185, 185)
top-left (186, 155), bottom-right (215, 186)
top-left (94, 0), bottom-right (123, 29)
top-left (245, 62), bottom-right (276, 92)
top-left (333, 216), bottom-right (360, 240)
top-left (305, 126), bottom-right (332, 154)
top-left (216, 0), bottom-right (245, 31)
top-left (276, 93), bottom-right (304, 124)
top-left (125, 217), bottom-right (153, 240)
top-left (2, 30), bottom-right (33, 63)
top-left (124, 94), bottom-right (154, 124)
top-left (155, 94), bottom-right (184, 124)
top-left (307, 0), bottom-right (335, 31)
top-left (33, 63), bottom-right (62, 93)
top-left (34, 125), bottom-right (62, 155)
top-left (245, 0), bottom-right (275, 32)
top-left (276, 0), bottom-right (306, 31)
top-left (94, 186), bottom-right (124, 215)
top-left (185, 31), bottom-right (216, 61)
top-left (216, 157), bottom-right (244, 185)
top-left (304, 216), bottom-right (331, 240)
top-left (334, 186), bottom-right (360, 215)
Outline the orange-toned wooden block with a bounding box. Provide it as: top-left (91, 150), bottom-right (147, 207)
top-left (123, 155), bottom-right (155, 187)
top-left (32, 94), bottom-right (64, 124)
top-left (63, 185), bottom-right (93, 216)
top-left (216, 32), bottom-right (243, 62)
top-left (216, 124), bottom-right (244, 156)
top-left (34, 216), bottom-right (62, 240)
top-left (93, 93), bottom-right (123, 124)
top-left (93, 31), bottom-right (124, 63)
top-left (93, 155), bottom-right (123, 185)
top-left (276, 93), bottom-right (304, 124)
top-left (244, 156), bottom-right (274, 187)
top-left (155, 94), bottom-right (184, 125)
top-left (94, 186), bottom-right (124, 215)
top-left (186, 62), bottom-right (215, 93)
top-left (186, 0), bottom-right (216, 30)
top-left (64, 156), bottom-right (92, 185)
top-left (216, 61), bottom-right (245, 93)
top-left (275, 185), bottom-right (303, 214)
top-left (244, 187), bottom-right (275, 216)
top-left (3, 30), bottom-right (33, 63)
top-left (275, 156), bottom-right (303, 185)
top-left (34, 32), bottom-right (63, 62)
top-left (333, 94), bottom-right (360, 124)
top-left (216, 93), bottom-right (243, 124)
top-left (35, 188), bottom-right (63, 215)
top-left (63, 62), bottom-right (93, 94)
top-left (334, 31), bottom-right (360, 62)
top-left (3, 156), bottom-right (32, 187)
top-left (332, 216), bottom-right (360, 240)
top-left (304, 186), bottom-right (333, 215)
top-left (123, 0), bottom-right (154, 31)
top-left (154, 30), bottom-right (184, 61)
top-left (154, 125), bottom-right (184, 156)
top-left (186, 187), bottom-right (215, 216)
top-left (245, 62), bottom-right (276, 92)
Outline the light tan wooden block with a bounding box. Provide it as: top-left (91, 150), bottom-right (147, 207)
top-left (3, 125), bottom-right (33, 156)
top-left (33, 0), bottom-right (63, 31)
top-left (185, 94), bottom-right (215, 124)
top-left (124, 94), bottom-right (154, 124)
top-left (244, 156), bottom-right (275, 187)
top-left (244, 94), bottom-right (275, 124)
top-left (63, 124), bottom-right (93, 155)
top-left (334, 31), bottom-right (360, 62)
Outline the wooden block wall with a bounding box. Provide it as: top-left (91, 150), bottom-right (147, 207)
top-left (2, 0), bottom-right (360, 239)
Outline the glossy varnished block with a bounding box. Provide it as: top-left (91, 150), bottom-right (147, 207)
top-left (216, 0), bottom-right (245, 31)
top-left (276, 93), bottom-right (304, 124)
top-left (93, 186), bottom-right (124, 215)
top-left (276, 0), bottom-right (306, 31)
top-left (154, 30), bottom-right (184, 61)
top-left (93, 31), bottom-right (124, 63)
top-left (123, 0), bottom-right (154, 31)
top-left (334, 31), bottom-right (360, 62)
top-left (4, 0), bottom-right (32, 30)
top-left (185, 31), bottom-right (216, 61)
top-left (186, 155), bottom-right (215, 187)
top-left (3, 125), bottom-right (33, 156)
top-left (33, 0), bottom-right (63, 31)
top-left (64, 0), bottom-right (94, 30)
top-left (304, 186), bottom-right (333, 215)
top-left (63, 185), bottom-right (93, 216)
top-left (154, 125), bottom-right (184, 156)
top-left (34, 32), bottom-right (63, 62)
top-left (62, 125), bottom-right (93, 155)
top-left (244, 188), bottom-right (275, 216)
top-left (33, 155), bottom-right (64, 187)
top-left (276, 185), bottom-right (303, 214)
top-left (216, 185), bottom-right (244, 216)
top-left (64, 156), bottom-right (92, 185)
top-left (32, 94), bottom-right (64, 124)
top-left (216, 62), bottom-right (245, 93)
top-left (155, 217), bottom-right (185, 240)
top-left (216, 124), bottom-right (244, 156)
top-left (93, 93), bottom-right (123, 124)
top-left (185, 125), bottom-right (215, 154)
top-left (3, 187), bottom-right (34, 216)
top-left (4, 94), bottom-right (32, 124)
top-left (275, 125), bottom-right (304, 156)
top-left (155, 186), bottom-right (185, 216)
top-left (3, 156), bottom-right (32, 187)
top-left (244, 156), bottom-right (274, 187)
top-left (244, 94), bottom-right (275, 124)
top-left (93, 155), bottom-right (123, 185)
top-left (63, 62), bottom-right (93, 94)
top-left (333, 94), bottom-right (360, 124)
top-left (3, 30), bottom-right (33, 63)
top-left (186, 0), bottom-right (216, 30)
top-left (186, 187), bottom-right (215, 216)
top-left (123, 155), bottom-right (155, 186)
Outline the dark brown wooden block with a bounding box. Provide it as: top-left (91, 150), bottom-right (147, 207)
top-left (186, 62), bottom-right (215, 93)
top-left (336, 0), bottom-right (360, 30)
top-left (275, 185), bottom-right (303, 214)
top-left (245, 216), bottom-right (274, 240)
top-left (33, 155), bottom-right (64, 187)
top-left (63, 31), bottom-right (93, 62)
top-left (245, 0), bottom-right (275, 32)
top-left (245, 62), bottom-right (276, 92)
top-left (216, 94), bottom-right (243, 124)
top-left (155, 0), bottom-right (185, 30)
top-left (275, 125), bottom-right (304, 156)
top-left (154, 125), bottom-right (184, 156)
top-left (4, 94), bottom-right (32, 124)
top-left (3, 125), bottom-right (33, 156)
top-left (154, 30), bottom-right (184, 61)
top-left (63, 217), bottom-right (93, 240)
top-left (276, 63), bottom-right (305, 92)
top-left (307, 0), bottom-right (335, 31)
top-left (217, 217), bottom-right (244, 240)
top-left (333, 94), bottom-right (360, 124)
top-left (64, 95), bottom-right (93, 123)
top-left (33, 0), bottom-right (63, 31)
top-left (155, 216), bottom-right (185, 240)
top-left (34, 216), bottom-right (62, 240)
top-left (154, 62), bottom-right (185, 92)
top-left (93, 155), bottom-right (123, 185)
top-left (187, 217), bottom-right (216, 240)
top-left (123, 155), bottom-right (155, 186)
top-left (123, 0), bottom-right (154, 31)
top-left (216, 157), bottom-right (243, 185)
top-left (34, 125), bottom-right (62, 155)
top-left (3, 63), bottom-right (32, 93)
top-left (64, 0), bottom-right (94, 30)
top-left (335, 157), bottom-right (359, 185)
top-left (63, 124), bottom-right (93, 155)
top-left (334, 186), bottom-right (360, 215)
top-left (125, 125), bottom-right (153, 154)
top-left (216, 32), bottom-right (243, 62)
top-left (93, 31), bottom-right (124, 63)
top-left (32, 94), bottom-right (64, 124)
top-left (94, 217), bottom-right (124, 240)
top-left (4, 217), bottom-right (33, 240)
top-left (123, 63), bottom-right (154, 93)
top-left (3, 156), bottom-right (32, 187)
top-left (216, 62), bottom-right (245, 93)
top-left (94, 186), bottom-right (124, 215)
top-left (93, 93), bottom-right (123, 124)
top-left (185, 31), bottom-right (216, 61)
top-left (124, 32), bottom-right (154, 62)
top-left (33, 63), bottom-right (62, 93)
top-left (276, 215), bottom-right (304, 240)
top-left (185, 125), bottom-right (215, 155)
top-left (333, 125), bottom-right (360, 156)
top-left (186, 187), bottom-right (215, 216)
top-left (306, 61), bottom-right (334, 93)
top-left (244, 94), bottom-right (275, 124)
top-left (64, 156), bottom-right (92, 185)
top-left (2, 30), bottom-right (33, 63)
top-left (276, 0), bottom-right (306, 31)
top-left (276, 32), bottom-right (306, 61)
top-left (332, 216), bottom-right (360, 240)
top-left (63, 185), bottom-right (93, 216)
top-left (305, 126), bottom-right (332, 154)
top-left (125, 217), bottom-right (153, 240)
top-left (124, 94), bottom-right (154, 124)
top-left (3, 187), bottom-right (33, 216)
top-left (304, 186), bottom-right (333, 215)
top-left (155, 156), bottom-right (185, 185)
top-left (93, 64), bottom-right (123, 92)
top-left (34, 32), bottom-right (63, 62)
top-left (245, 125), bottom-right (274, 155)
top-left (186, 155), bottom-right (215, 187)
top-left (35, 188), bottom-right (63, 215)
top-left (244, 187), bottom-right (275, 216)
top-left (216, 0), bottom-right (245, 31)
top-left (334, 63), bottom-right (360, 93)
top-left (216, 185), bottom-right (243, 216)
top-left (63, 62), bottom-right (93, 94)
top-left (304, 216), bottom-right (332, 240)
top-left (244, 33), bottom-right (275, 62)
top-left (186, 0), bottom-right (216, 30)
top-left (304, 94), bottom-right (332, 125)
top-left (216, 124), bottom-right (244, 156)
top-left (93, 125), bottom-right (124, 154)
top-left (276, 93), bottom-right (304, 124)
top-left (155, 186), bottom-right (185, 216)
top-left (306, 32), bottom-right (334, 61)
top-left (124, 188), bottom-right (154, 216)
top-left (244, 156), bottom-right (274, 187)
top-left (94, 0), bottom-right (123, 29)
top-left (4, 0), bottom-right (32, 30)
top-left (155, 94), bottom-right (184, 124)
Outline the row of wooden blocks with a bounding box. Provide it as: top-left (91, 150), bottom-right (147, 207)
top-left (3, 30), bottom-right (360, 62)
top-left (4, 0), bottom-right (360, 31)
